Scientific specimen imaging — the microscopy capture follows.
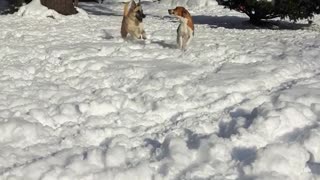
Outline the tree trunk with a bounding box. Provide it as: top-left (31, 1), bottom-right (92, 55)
top-left (74, 0), bottom-right (79, 7)
top-left (41, 0), bottom-right (77, 15)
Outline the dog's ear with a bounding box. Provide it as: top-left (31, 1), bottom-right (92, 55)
top-left (182, 8), bottom-right (188, 17)
top-left (131, 0), bottom-right (137, 9)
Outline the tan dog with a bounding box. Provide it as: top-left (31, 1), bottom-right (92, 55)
top-left (121, 0), bottom-right (147, 40)
top-left (168, 7), bottom-right (194, 50)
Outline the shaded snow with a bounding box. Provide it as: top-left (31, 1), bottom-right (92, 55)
top-left (159, 0), bottom-right (217, 8)
top-left (0, 1), bottom-right (320, 180)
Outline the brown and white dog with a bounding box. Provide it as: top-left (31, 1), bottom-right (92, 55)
top-left (121, 0), bottom-right (147, 40)
top-left (168, 7), bottom-right (194, 50)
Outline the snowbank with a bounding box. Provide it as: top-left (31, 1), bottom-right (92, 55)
top-left (17, 0), bottom-right (89, 19)
top-left (17, 0), bottom-right (61, 18)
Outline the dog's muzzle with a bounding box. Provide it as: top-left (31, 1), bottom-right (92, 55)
top-left (168, 9), bottom-right (174, 15)
top-left (136, 10), bottom-right (146, 22)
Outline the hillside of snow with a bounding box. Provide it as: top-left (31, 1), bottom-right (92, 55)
top-left (0, 1), bottom-right (320, 180)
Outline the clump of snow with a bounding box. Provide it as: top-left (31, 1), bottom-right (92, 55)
top-left (244, 143), bottom-right (312, 180)
top-left (163, 136), bottom-right (193, 164)
top-left (0, 118), bottom-right (53, 147)
top-left (304, 129), bottom-right (320, 163)
top-left (86, 148), bottom-right (105, 168)
top-left (105, 145), bottom-right (127, 167)
top-left (247, 101), bottom-right (317, 142)
top-left (80, 101), bottom-right (117, 116)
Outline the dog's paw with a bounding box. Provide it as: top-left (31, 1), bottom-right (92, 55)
top-left (139, 34), bottom-right (147, 40)
top-left (142, 34), bottom-right (148, 39)
top-left (144, 39), bottom-right (151, 44)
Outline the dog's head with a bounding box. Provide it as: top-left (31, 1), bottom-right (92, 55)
top-left (131, 0), bottom-right (146, 22)
top-left (168, 6), bottom-right (189, 18)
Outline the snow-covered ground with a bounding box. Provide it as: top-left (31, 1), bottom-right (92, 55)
top-left (0, 1), bottom-right (320, 180)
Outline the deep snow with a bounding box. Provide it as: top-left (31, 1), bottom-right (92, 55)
top-left (0, 0), bottom-right (320, 180)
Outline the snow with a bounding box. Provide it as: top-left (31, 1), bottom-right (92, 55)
top-left (244, 143), bottom-right (312, 179)
top-left (0, 1), bottom-right (320, 180)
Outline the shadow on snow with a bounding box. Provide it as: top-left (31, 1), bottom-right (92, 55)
top-left (192, 15), bottom-right (312, 30)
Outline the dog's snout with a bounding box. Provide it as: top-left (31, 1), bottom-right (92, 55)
top-left (141, 12), bottom-right (146, 18)
top-left (136, 10), bottom-right (146, 22)
top-left (168, 9), bottom-right (173, 15)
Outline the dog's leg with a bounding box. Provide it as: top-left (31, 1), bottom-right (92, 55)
top-left (177, 35), bottom-right (183, 49)
top-left (131, 28), bottom-right (146, 40)
top-left (182, 28), bottom-right (193, 50)
top-left (121, 18), bottom-right (128, 39)
top-left (141, 30), bottom-right (147, 40)
top-left (176, 25), bottom-right (186, 49)
top-left (121, 26), bottom-right (128, 39)
top-left (131, 29), bottom-right (143, 40)
top-left (181, 34), bottom-right (190, 50)
top-left (139, 23), bottom-right (147, 40)
top-left (183, 35), bottom-right (192, 50)
top-left (176, 25), bottom-right (182, 49)
top-left (177, 32), bottom-right (183, 49)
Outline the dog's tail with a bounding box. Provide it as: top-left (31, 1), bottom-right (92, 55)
top-left (123, 1), bottom-right (131, 17)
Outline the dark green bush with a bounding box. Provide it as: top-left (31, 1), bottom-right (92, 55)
top-left (217, 0), bottom-right (320, 23)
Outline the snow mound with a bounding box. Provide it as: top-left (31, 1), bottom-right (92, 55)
top-left (248, 102), bottom-right (317, 142)
top-left (0, 118), bottom-right (53, 148)
top-left (244, 143), bottom-right (312, 180)
top-left (304, 129), bottom-right (320, 163)
top-left (16, 0), bottom-right (89, 19)
top-left (17, 0), bottom-right (61, 18)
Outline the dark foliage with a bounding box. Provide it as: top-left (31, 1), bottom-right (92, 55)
top-left (216, 0), bottom-right (320, 23)
top-left (0, 0), bottom-right (78, 15)
top-left (0, 0), bottom-right (32, 14)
